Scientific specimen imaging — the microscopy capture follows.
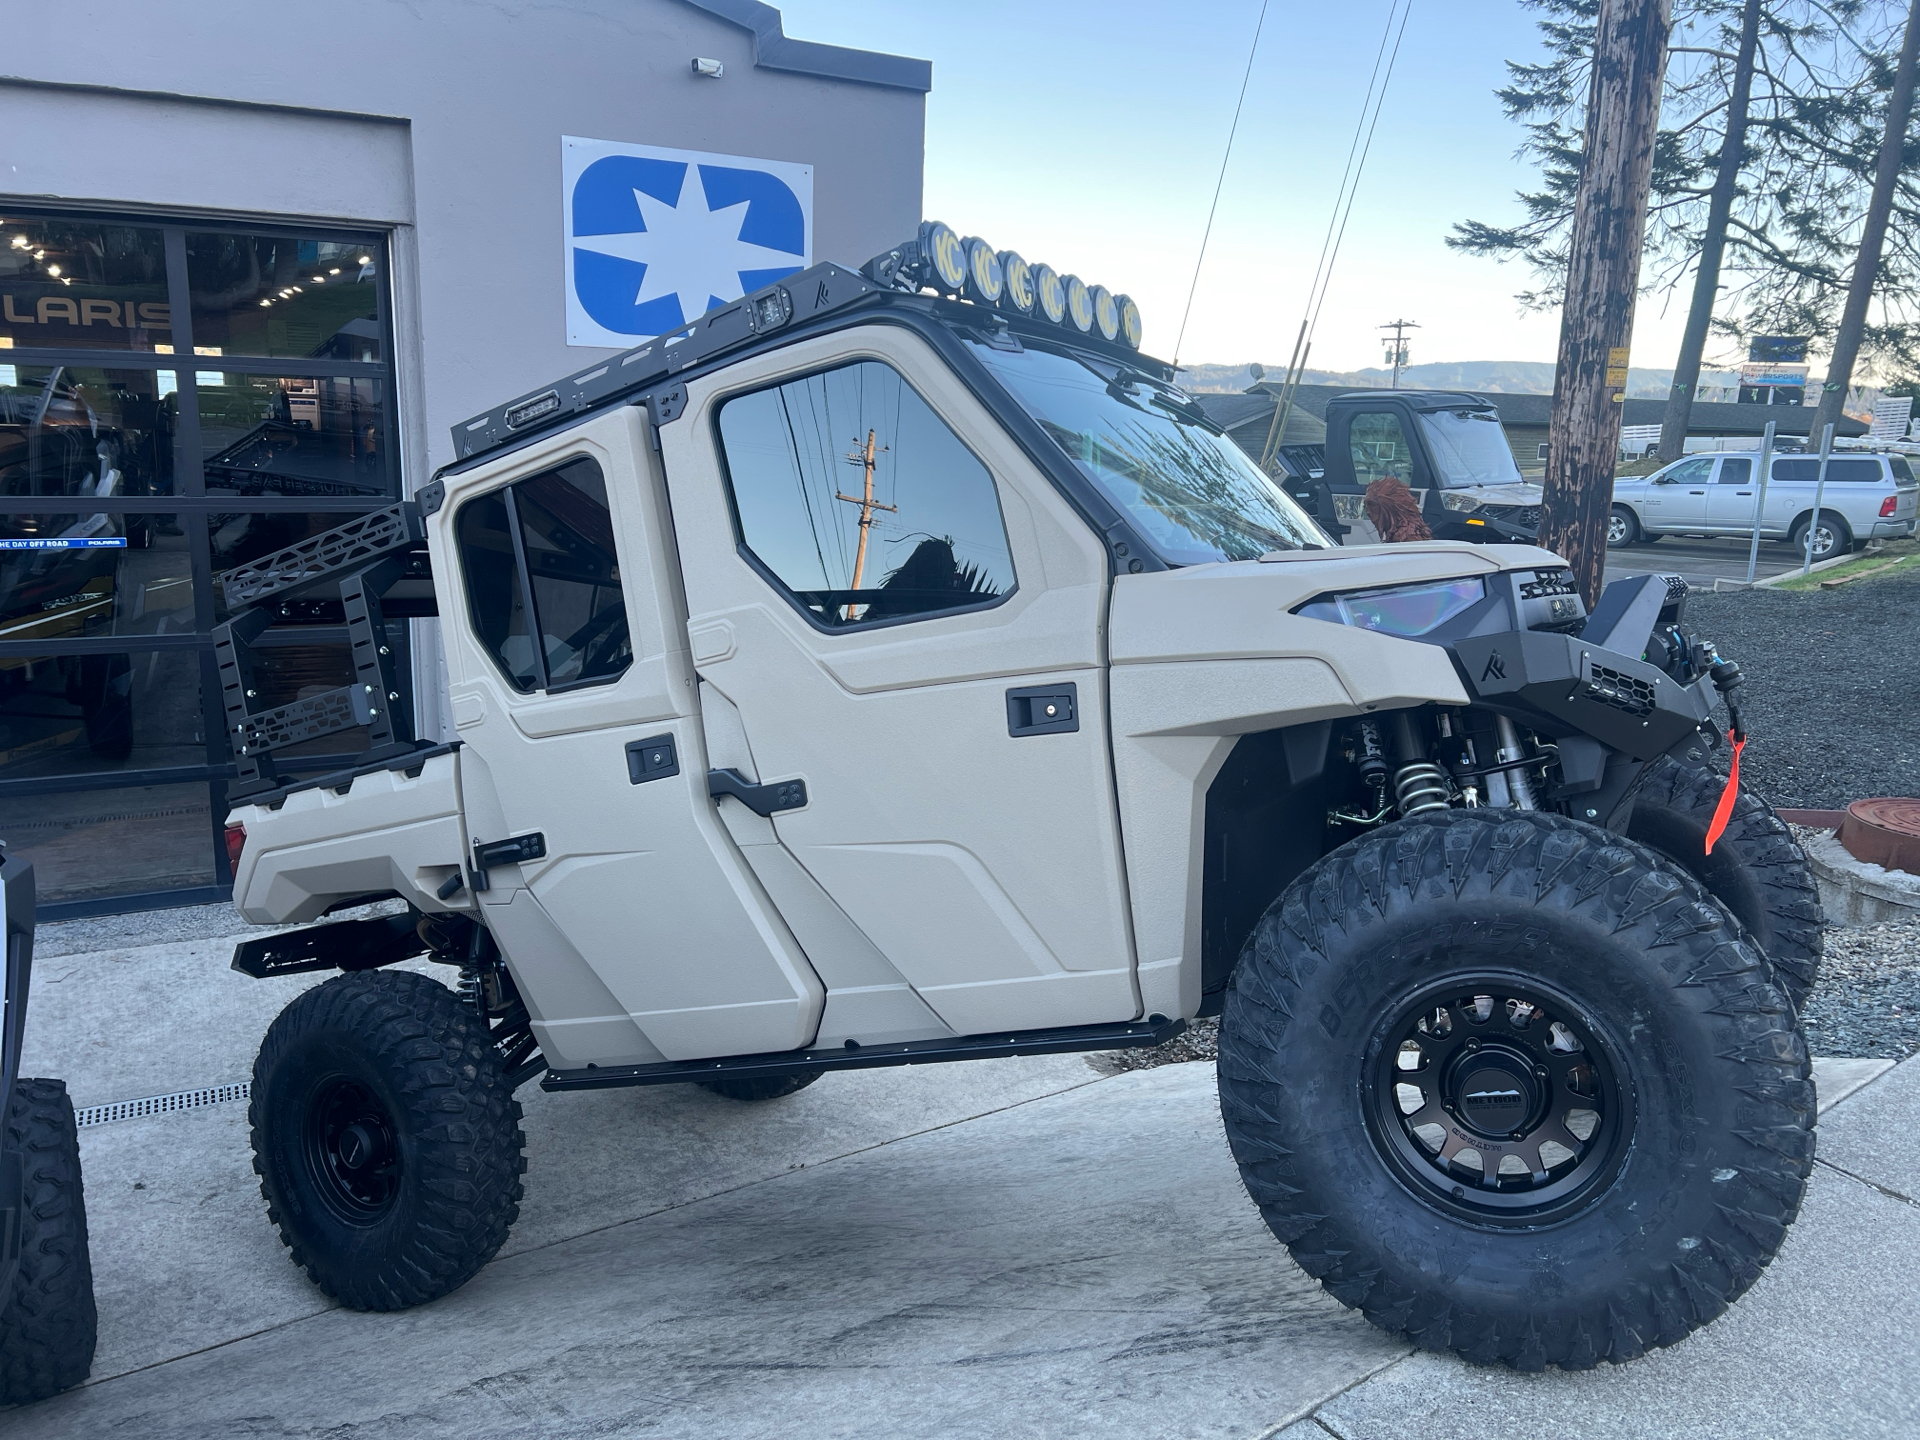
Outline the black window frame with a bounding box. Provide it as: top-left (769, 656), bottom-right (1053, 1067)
top-left (0, 204), bottom-right (400, 918)
top-left (708, 356), bottom-right (1020, 636)
top-left (453, 455), bottom-right (632, 697)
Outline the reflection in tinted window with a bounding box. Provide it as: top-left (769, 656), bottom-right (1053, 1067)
top-left (3, 513), bottom-right (194, 640)
top-left (0, 647), bottom-right (204, 778)
top-left (0, 218), bottom-right (170, 351)
top-left (197, 373), bottom-right (387, 497)
top-left (455, 458), bottom-right (630, 692)
top-left (1350, 413), bottom-right (1416, 486)
top-left (186, 233), bottom-right (382, 361)
top-left (1770, 458), bottom-right (1884, 484)
top-left (717, 361), bottom-right (1015, 627)
top-left (0, 366), bottom-right (177, 499)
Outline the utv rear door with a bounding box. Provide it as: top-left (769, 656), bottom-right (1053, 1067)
top-left (656, 324), bottom-right (1139, 1037)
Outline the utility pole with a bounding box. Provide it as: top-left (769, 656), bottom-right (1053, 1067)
top-left (837, 428), bottom-right (896, 619)
top-left (1380, 318), bottom-right (1419, 388)
top-left (1810, 0), bottom-right (1920, 439)
top-left (1656, 0), bottom-right (1762, 463)
top-left (1541, 0), bottom-right (1674, 606)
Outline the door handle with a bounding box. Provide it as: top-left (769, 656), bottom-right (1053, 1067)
top-left (708, 768), bottom-right (808, 816)
top-left (1007, 682), bottom-right (1078, 736)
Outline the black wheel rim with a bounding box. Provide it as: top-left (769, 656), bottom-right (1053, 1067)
top-left (1363, 974), bottom-right (1634, 1227)
top-left (302, 1075), bottom-right (402, 1226)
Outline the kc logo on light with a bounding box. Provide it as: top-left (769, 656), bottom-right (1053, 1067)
top-left (563, 136), bottom-right (812, 348)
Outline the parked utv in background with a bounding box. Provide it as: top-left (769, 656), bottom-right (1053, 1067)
top-left (0, 845), bottom-right (97, 1405)
top-left (217, 223), bottom-right (1820, 1370)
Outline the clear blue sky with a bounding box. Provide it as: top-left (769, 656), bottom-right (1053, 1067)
top-left (788, 0), bottom-right (1714, 375)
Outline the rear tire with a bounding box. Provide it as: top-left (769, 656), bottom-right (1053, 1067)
top-left (698, 1072), bottom-right (821, 1103)
top-left (1627, 752), bottom-right (1823, 1012)
top-left (0, 1079), bottom-right (96, 1405)
top-left (250, 970), bottom-right (526, 1311)
top-left (1218, 810), bottom-right (1811, 1370)
top-left (1606, 506), bottom-right (1642, 548)
top-left (1790, 513), bottom-right (1852, 563)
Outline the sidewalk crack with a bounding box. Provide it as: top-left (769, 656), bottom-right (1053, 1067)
top-left (1816, 1155), bottom-right (1920, 1210)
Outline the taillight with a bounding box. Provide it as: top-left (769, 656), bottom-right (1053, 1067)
top-left (225, 821), bottom-right (247, 871)
top-left (1882, 495), bottom-right (1899, 517)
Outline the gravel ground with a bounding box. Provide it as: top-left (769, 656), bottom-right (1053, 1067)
top-left (1681, 563), bottom-right (1920, 809)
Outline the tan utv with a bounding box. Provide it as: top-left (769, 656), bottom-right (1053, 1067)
top-left (219, 224), bottom-right (1821, 1370)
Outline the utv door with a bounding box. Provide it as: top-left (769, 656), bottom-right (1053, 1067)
top-left (657, 325), bottom-right (1139, 1037)
top-left (1325, 403), bottom-right (1436, 543)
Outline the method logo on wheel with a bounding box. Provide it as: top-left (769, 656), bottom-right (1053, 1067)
top-left (562, 136), bottom-right (811, 348)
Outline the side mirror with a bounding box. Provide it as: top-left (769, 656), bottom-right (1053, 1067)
top-left (1652, 473), bottom-right (1675, 485)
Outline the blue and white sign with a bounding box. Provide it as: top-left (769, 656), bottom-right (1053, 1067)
top-left (563, 136), bottom-right (812, 348)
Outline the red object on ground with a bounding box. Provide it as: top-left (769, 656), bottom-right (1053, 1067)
top-left (1704, 736), bottom-right (1746, 855)
top-left (1838, 798), bottom-right (1920, 875)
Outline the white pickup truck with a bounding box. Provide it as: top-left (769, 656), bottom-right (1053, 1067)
top-left (220, 224), bottom-right (1820, 1370)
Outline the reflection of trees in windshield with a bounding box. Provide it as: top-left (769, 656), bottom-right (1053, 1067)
top-left (1038, 413), bottom-right (1310, 561)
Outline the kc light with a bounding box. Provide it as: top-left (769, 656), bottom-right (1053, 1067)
top-left (998, 251), bottom-right (1035, 314)
top-left (1091, 285), bottom-right (1120, 342)
top-left (1064, 275), bottom-right (1094, 332)
top-left (1034, 264), bottom-right (1067, 324)
top-left (920, 221), bottom-right (967, 294)
top-left (1116, 294), bottom-right (1143, 348)
top-left (963, 237), bottom-right (1004, 303)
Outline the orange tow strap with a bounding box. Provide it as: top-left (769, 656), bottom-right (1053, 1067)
top-left (1704, 733), bottom-right (1745, 855)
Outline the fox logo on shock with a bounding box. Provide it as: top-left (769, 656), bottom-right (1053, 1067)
top-left (1481, 651), bottom-right (1507, 682)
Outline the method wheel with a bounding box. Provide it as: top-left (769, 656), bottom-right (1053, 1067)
top-left (1628, 751), bottom-right (1823, 1012)
top-left (1790, 512), bottom-right (1852, 563)
top-left (0, 1079), bottom-right (97, 1405)
top-left (1218, 810), bottom-right (1812, 1370)
top-left (1605, 506), bottom-right (1642, 548)
top-left (250, 970), bottom-right (526, 1311)
top-left (698, 1072), bottom-right (821, 1102)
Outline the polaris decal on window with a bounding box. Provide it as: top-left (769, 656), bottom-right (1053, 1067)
top-left (561, 136), bottom-right (811, 348)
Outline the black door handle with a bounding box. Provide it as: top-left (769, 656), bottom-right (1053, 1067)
top-left (708, 768), bottom-right (808, 816)
top-left (1007, 683), bottom-right (1078, 736)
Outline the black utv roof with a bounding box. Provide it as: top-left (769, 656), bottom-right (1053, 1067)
top-left (446, 262), bottom-right (1171, 473)
top-left (1327, 389), bottom-right (1497, 413)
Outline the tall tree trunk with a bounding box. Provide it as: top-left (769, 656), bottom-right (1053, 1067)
top-left (1542, 0), bottom-right (1675, 605)
top-left (1811, 0), bottom-right (1920, 436)
top-left (1656, 0), bottom-right (1763, 463)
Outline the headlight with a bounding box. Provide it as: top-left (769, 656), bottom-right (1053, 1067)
top-left (999, 251), bottom-right (1035, 314)
top-left (963, 237), bottom-right (1003, 303)
top-left (1439, 491), bottom-right (1481, 513)
top-left (1295, 577), bottom-right (1487, 637)
top-left (1034, 264), bottom-right (1067, 324)
top-left (1064, 275), bottom-right (1094, 332)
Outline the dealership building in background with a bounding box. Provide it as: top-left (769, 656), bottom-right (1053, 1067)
top-left (0, 0), bottom-right (929, 914)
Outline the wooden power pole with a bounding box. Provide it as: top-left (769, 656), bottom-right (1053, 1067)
top-left (837, 428), bottom-right (896, 618)
top-left (1541, 0), bottom-right (1675, 605)
top-left (1810, 0), bottom-right (1920, 438)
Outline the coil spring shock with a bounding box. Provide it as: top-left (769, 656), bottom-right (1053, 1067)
top-left (1393, 761), bottom-right (1452, 816)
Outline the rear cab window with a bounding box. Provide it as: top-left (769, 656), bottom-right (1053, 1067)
top-left (1769, 458), bottom-right (1886, 484)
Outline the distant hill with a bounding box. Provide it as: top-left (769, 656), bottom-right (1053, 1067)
top-left (1173, 360), bottom-right (1739, 400)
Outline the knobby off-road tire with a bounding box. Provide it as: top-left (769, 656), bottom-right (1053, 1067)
top-left (1218, 810), bottom-right (1813, 1370)
top-left (251, 970), bottom-right (526, 1311)
top-left (0, 1079), bottom-right (96, 1405)
top-left (698, 1072), bottom-right (821, 1102)
top-left (1628, 752), bottom-right (1823, 1013)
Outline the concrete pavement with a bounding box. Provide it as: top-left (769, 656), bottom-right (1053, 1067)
top-left (6, 911), bottom-right (1916, 1437)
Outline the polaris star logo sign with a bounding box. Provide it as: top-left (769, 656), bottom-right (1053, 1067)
top-left (562, 136), bottom-right (812, 348)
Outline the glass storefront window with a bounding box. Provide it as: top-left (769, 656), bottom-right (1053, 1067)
top-left (3, 782), bottom-right (216, 903)
top-left (0, 366), bottom-right (178, 499)
top-left (186, 233), bottom-right (381, 362)
top-left (198, 373), bottom-right (389, 498)
top-left (0, 216), bottom-right (170, 351)
top-left (0, 647), bottom-right (206, 779)
top-left (2, 513), bottom-right (195, 641)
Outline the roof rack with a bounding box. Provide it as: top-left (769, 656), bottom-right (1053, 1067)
top-left (212, 501), bottom-right (438, 803)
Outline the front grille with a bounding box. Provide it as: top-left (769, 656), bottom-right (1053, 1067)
top-left (1520, 567), bottom-right (1578, 600)
top-left (1484, 504), bottom-right (1543, 529)
top-left (1584, 663), bottom-right (1656, 716)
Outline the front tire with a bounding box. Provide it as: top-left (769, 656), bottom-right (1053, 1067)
top-left (1218, 811), bottom-right (1811, 1370)
top-left (0, 1079), bottom-right (96, 1405)
top-left (1606, 505), bottom-right (1642, 548)
top-left (250, 970), bottom-right (526, 1311)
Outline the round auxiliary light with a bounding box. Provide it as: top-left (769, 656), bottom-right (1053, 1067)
top-left (1091, 285), bottom-right (1120, 342)
top-left (998, 250), bottom-right (1035, 315)
top-left (1115, 294), bottom-right (1143, 349)
top-left (919, 221), bottom-right (968, 293)
top-left (1033, 264), bottom-right (1067, 324)
top-left (1064, 274), bottom-right (1094, 333)
top-left (963, 237), bottom-right (1004, 304)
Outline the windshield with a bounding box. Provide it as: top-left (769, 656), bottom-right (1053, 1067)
top-left (966, 338), bottom-right (1327, 564)
top-left (1417, 408), bottom-right (1525, 488)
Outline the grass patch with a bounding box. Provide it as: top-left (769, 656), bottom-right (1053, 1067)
top-left (1770, 539), bottom-right (1920, 592)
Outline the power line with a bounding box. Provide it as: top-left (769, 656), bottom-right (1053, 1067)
top-left (1172, 0), bottom-right (1271, 369)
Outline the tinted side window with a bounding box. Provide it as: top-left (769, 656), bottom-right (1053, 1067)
top-left (1660, 457), bottom-right (1714, 485)
top-left (1349, 412), bottom-right (1416, 486)
top-left (715, 360), bottom-right (1015, 628)
top-left (1717, 458), bottom-right (1752, 484)
top-left (454, 456), bottom-right (630, 692)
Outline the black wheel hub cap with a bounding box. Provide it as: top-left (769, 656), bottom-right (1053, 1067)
top-left (1365, 976), bottom-right (1634, 1227)
top-left (303, 1076), bottom-right (401, 1226)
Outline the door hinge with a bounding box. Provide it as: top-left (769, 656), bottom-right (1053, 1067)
top-left (707, 768), bottom-right (807, 816)
top-left (1006, 683), bottom-right (1078, 737)
top-left (469, 832), bottom-right (546, 892)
